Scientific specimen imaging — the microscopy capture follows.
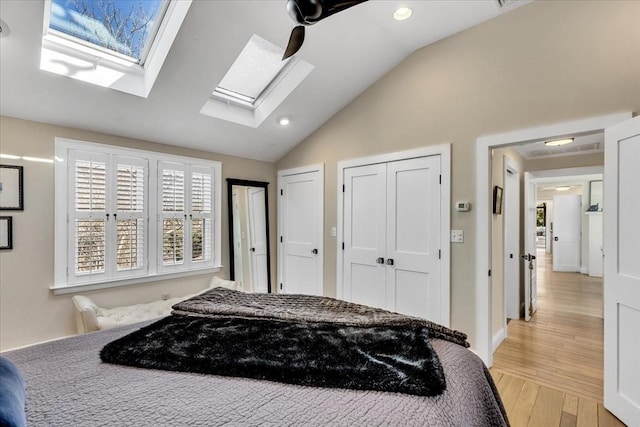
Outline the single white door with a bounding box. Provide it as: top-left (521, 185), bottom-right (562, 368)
top-left (278, 166), bottom-right (323, 295)
top-left (603, 116), bottom-right (640, 425)
top-left (504, 165), bottom-right (520, 320)
top-left (552, 194), bottom-right (582, 272)
top-left (343, 164), bottom-right (387, 309)
top-left (523, 172), bottom-right (537, 321)
top-left (247, 188), bottom-right (268, 293)
top-left (386, 156), bottom-right (442, 322)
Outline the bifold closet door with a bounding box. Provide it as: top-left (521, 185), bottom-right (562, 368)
top-left (343, 155), bottom-right (441, 321)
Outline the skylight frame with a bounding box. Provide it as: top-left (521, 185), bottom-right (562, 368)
top-left (40, 0), bottom-right (192, 98)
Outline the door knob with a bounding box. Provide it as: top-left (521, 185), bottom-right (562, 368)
top-left (554, 236), bottom-right (558, 241)
top-left (250, 247), bottom-right (256, 252)
top-left (311, 248), bottom-right (318, 254)
top-left (376, 257), bottom-right (385, 264)
top-left (385, 258), bottom-right (394, 266)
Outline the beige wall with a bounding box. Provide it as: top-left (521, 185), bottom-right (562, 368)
top-left (275, 0), bottom-right (640, 348)
top-left (0, 116), bottom-right (276, 350)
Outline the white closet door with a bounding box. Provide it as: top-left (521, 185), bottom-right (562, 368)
top-left (279, 169), bottom-right (323, 295)
top-left (386, 156), bottom-right (441, 321)
top-left (343, 164), bottom-right (387, 309)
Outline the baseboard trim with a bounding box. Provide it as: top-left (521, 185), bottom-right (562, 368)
top-left (492, 328), bottom-right (506, 353)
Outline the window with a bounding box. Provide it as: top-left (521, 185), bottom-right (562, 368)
top-left (212, 35), bottom-right (292, 109)
top-left (54, 139), bottom-right (221, 293)
top-left (48, 0), bottom-right (169, 64)
top-left (41, 0), bottom-right (192, 97)
top-left (201, 34), bottom-right (314, 128)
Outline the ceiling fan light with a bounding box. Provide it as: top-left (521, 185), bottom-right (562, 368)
top-left (393, 7), bottom-right (413, 21)
top-left (544, 138), bottom-right (574, 147)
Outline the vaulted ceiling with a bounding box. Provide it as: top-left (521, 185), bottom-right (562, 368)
top-left (0, 0), bottom-right (526, 162)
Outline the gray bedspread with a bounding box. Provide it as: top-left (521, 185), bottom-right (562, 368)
top-left (4, 321), bottom-right (508, 426)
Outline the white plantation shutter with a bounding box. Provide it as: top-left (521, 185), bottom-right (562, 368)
top-left (158, 162), bottom-right (215, 271)
top-left (114, 157), bottom-right (147, 277)
top-left (190, 167), bottom-right (213, 264)
top-left (67, 152), bottom-right (148, 284)
top-left (159, 163), bottom-right (187, 268)
top-left (70, 153), bottom-right (108, 281)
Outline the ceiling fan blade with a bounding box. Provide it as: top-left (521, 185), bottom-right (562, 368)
top-left (283, 25), bottom-right (305, 60)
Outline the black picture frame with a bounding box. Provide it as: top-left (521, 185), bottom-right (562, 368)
top-left (0, 216), bottom-right (13, 250)
top-left (0, 165), bottom-right (24, 210)
top-left (493, 185), bottom-right (503, 215)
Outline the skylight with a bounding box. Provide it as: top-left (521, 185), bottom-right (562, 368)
top-left (213, 35), bottom-right (291, 108)
top-left (41, 0), bottom-right (192, 97)
top-left (48, 0), bottom-right (169, 64)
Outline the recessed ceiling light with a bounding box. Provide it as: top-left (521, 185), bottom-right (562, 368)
top-left (555, 186), bottom-right (571, 191)
top-left (277, 116), bottom-right (291, 126)
top-left (393, 7), bottom-right (413, 21)
top-left (544, 138), bottom-right (574, 147)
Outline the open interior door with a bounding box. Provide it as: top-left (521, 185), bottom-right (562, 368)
top-left (603, 116), bottom-right (640, 425)
top-left (522, 172), bottom-right (538, 321)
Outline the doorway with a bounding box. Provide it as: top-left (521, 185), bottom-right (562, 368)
top-left (474, 112), bottom-right (631, 366)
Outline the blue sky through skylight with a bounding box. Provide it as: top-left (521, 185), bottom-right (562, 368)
top-left (49, 0), bottom-right (166, 62)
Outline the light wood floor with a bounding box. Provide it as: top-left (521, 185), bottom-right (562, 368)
top-left (490, 250), bottom-right (626, 426)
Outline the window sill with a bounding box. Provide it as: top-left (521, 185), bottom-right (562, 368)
top-left (50, 266), bottom-right (221, 295)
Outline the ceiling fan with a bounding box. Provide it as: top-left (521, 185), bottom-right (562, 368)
top-left (283, 0), bottom-right (368, 60)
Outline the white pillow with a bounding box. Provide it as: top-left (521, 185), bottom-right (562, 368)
top-left (209, 275), bottom-right (241, 291)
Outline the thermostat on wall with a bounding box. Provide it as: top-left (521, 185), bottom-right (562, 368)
top-left (456, 201), bottom-right (470, 212)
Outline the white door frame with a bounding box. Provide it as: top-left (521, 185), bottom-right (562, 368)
top-left (503, 157), bottom-right (520, 330)
top-left (277, 164), bottom-right (324, 295)
top-left (475, 112), bottom-right (631, 366)
top-left (337, 144), bottom-right (451, 327)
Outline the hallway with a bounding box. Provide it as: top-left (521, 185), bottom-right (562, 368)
top-left (488, 250), bottom-right (625, 426)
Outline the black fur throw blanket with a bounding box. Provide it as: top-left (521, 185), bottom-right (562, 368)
top-left (100, 315), bottom-right (447, 396)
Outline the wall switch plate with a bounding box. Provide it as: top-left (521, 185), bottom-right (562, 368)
top-left (331, 227), bottom-right (337, 237)
top-left (451, 230), bottom-right (464, 243)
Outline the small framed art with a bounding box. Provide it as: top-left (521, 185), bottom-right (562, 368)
top-left (0, 165), bottom-right (24, 210)
top-left (0, 216), bottom-right (13, 250)
top-left (493, 185), bottom-right (503, 215)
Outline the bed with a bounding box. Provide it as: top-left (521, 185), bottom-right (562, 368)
top-left (3, 289), bottom-right (508, 426)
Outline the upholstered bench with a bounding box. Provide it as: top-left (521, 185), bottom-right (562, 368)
top-left (72, 276), bottom-right (238, 334)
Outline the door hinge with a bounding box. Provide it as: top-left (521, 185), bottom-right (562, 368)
top-left (438, 249), bottom-right (441, 259)
top-left (342, 242), bottom-right (345, 250)
top-left (280, 236), bottom-right (283, 243)
top-left (342, 184), bottom-right (345, 193)
top-left (280, 189), bottom-right (283, 196)
top-left (439, 174), bottom-right (442, 184)
top-left (488, 269), bottom-right (492, 277)
top-left (280, 283), bottom-right (283, 290)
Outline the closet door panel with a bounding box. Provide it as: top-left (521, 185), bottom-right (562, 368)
top-left (386, 156), bottom-right (441, 321)
top-left (343, 164), bottom-right (387, 308)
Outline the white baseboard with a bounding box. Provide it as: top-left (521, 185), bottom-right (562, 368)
top-left (492, 328), bottom-right (506, 353)
top-left (580, 266), bottom-right (588, 275)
